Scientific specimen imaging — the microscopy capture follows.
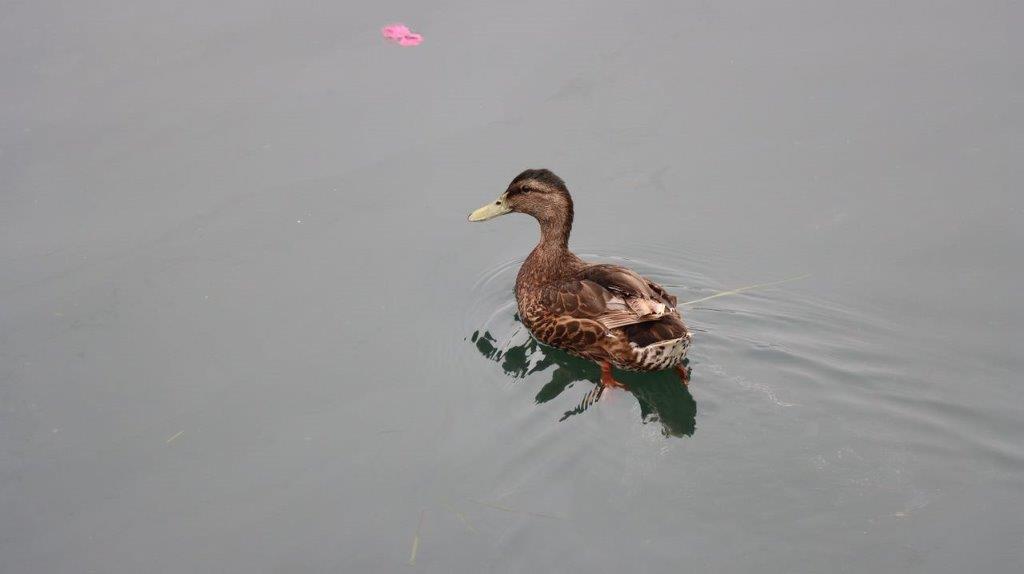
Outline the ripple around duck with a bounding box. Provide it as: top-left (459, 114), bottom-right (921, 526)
top-left (460, 247), bottom-right (822, 439)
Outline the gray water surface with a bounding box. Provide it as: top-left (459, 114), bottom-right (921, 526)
top-left (2, 1), bottom-right (1022, 572)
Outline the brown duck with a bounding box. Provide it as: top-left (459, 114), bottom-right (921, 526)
top-left (469, 168), bottom-right (693, 389)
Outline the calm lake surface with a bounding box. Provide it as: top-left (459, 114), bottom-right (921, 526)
top-left (2, 1), bottom-right (1022, 572)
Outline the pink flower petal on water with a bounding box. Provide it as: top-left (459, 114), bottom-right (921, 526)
top-left (397, 33), bottom-right (423, 46)
top-left (381, 24), bottom-right (411, 40)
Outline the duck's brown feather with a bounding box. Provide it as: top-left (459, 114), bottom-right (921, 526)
top-left (518, 262), bottom-right (690, 368)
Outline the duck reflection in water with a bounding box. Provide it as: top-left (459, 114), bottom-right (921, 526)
top-left (470, 325), bottom-right (696, 437)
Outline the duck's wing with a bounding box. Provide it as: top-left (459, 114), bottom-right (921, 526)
top-left (576, 264), bottom-right (679, 328)
top-left (539, 264), bottom-right (679, 332)
top-left (577, 265), bottom-right (690, 348)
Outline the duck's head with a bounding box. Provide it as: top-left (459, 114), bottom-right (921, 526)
top-left (468, 168), bottom-right (573, 225)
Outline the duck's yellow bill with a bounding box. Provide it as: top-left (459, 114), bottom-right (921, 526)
top-left (468, 200), bottom-right (511, 222)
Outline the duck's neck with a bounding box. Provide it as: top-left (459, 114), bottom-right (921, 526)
top-left (537, 210), bottom-right (573, 253)
top-left (517, 210), bottom-right (579, 291)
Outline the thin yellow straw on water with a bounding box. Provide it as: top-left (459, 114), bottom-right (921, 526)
top-left (408, 509), bottom-right (425, 566)
top-left (679, 273), bottom-right (811, 307)
top-left (444, 502), bottom-right (478, 534)
top-left (455, 510), bottom-right (476, 533)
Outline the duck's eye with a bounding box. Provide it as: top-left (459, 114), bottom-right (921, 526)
top-left (520, 186), bottom-right (531, 194)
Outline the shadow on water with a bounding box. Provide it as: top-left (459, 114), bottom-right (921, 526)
top-left (469, 323), bottom-right (696, 437)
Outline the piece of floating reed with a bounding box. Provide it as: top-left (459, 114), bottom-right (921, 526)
top-left (468, 498), bottom-right (564, 520)
top-left (408, 509), bottom-right (425, 566)
top-left (455, 510), bottom-right (477, 533)
top-left (678, 273), bottom-right (811, 307)
top-left (445, 502), bottom-right (478, 534)
top-left (165, 430), bottom-right (184, 444)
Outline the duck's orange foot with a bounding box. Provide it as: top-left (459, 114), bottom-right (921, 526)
top-left (675, 364), bottom-right (691, 387)
top-left (599, 361), bottom-right (627, 390)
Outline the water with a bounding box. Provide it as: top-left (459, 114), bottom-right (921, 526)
top-left (2, 1), bottom-right (1022, 572)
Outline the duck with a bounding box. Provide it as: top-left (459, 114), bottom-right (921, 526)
top-left (469, 168), bottom-right (693, 389)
